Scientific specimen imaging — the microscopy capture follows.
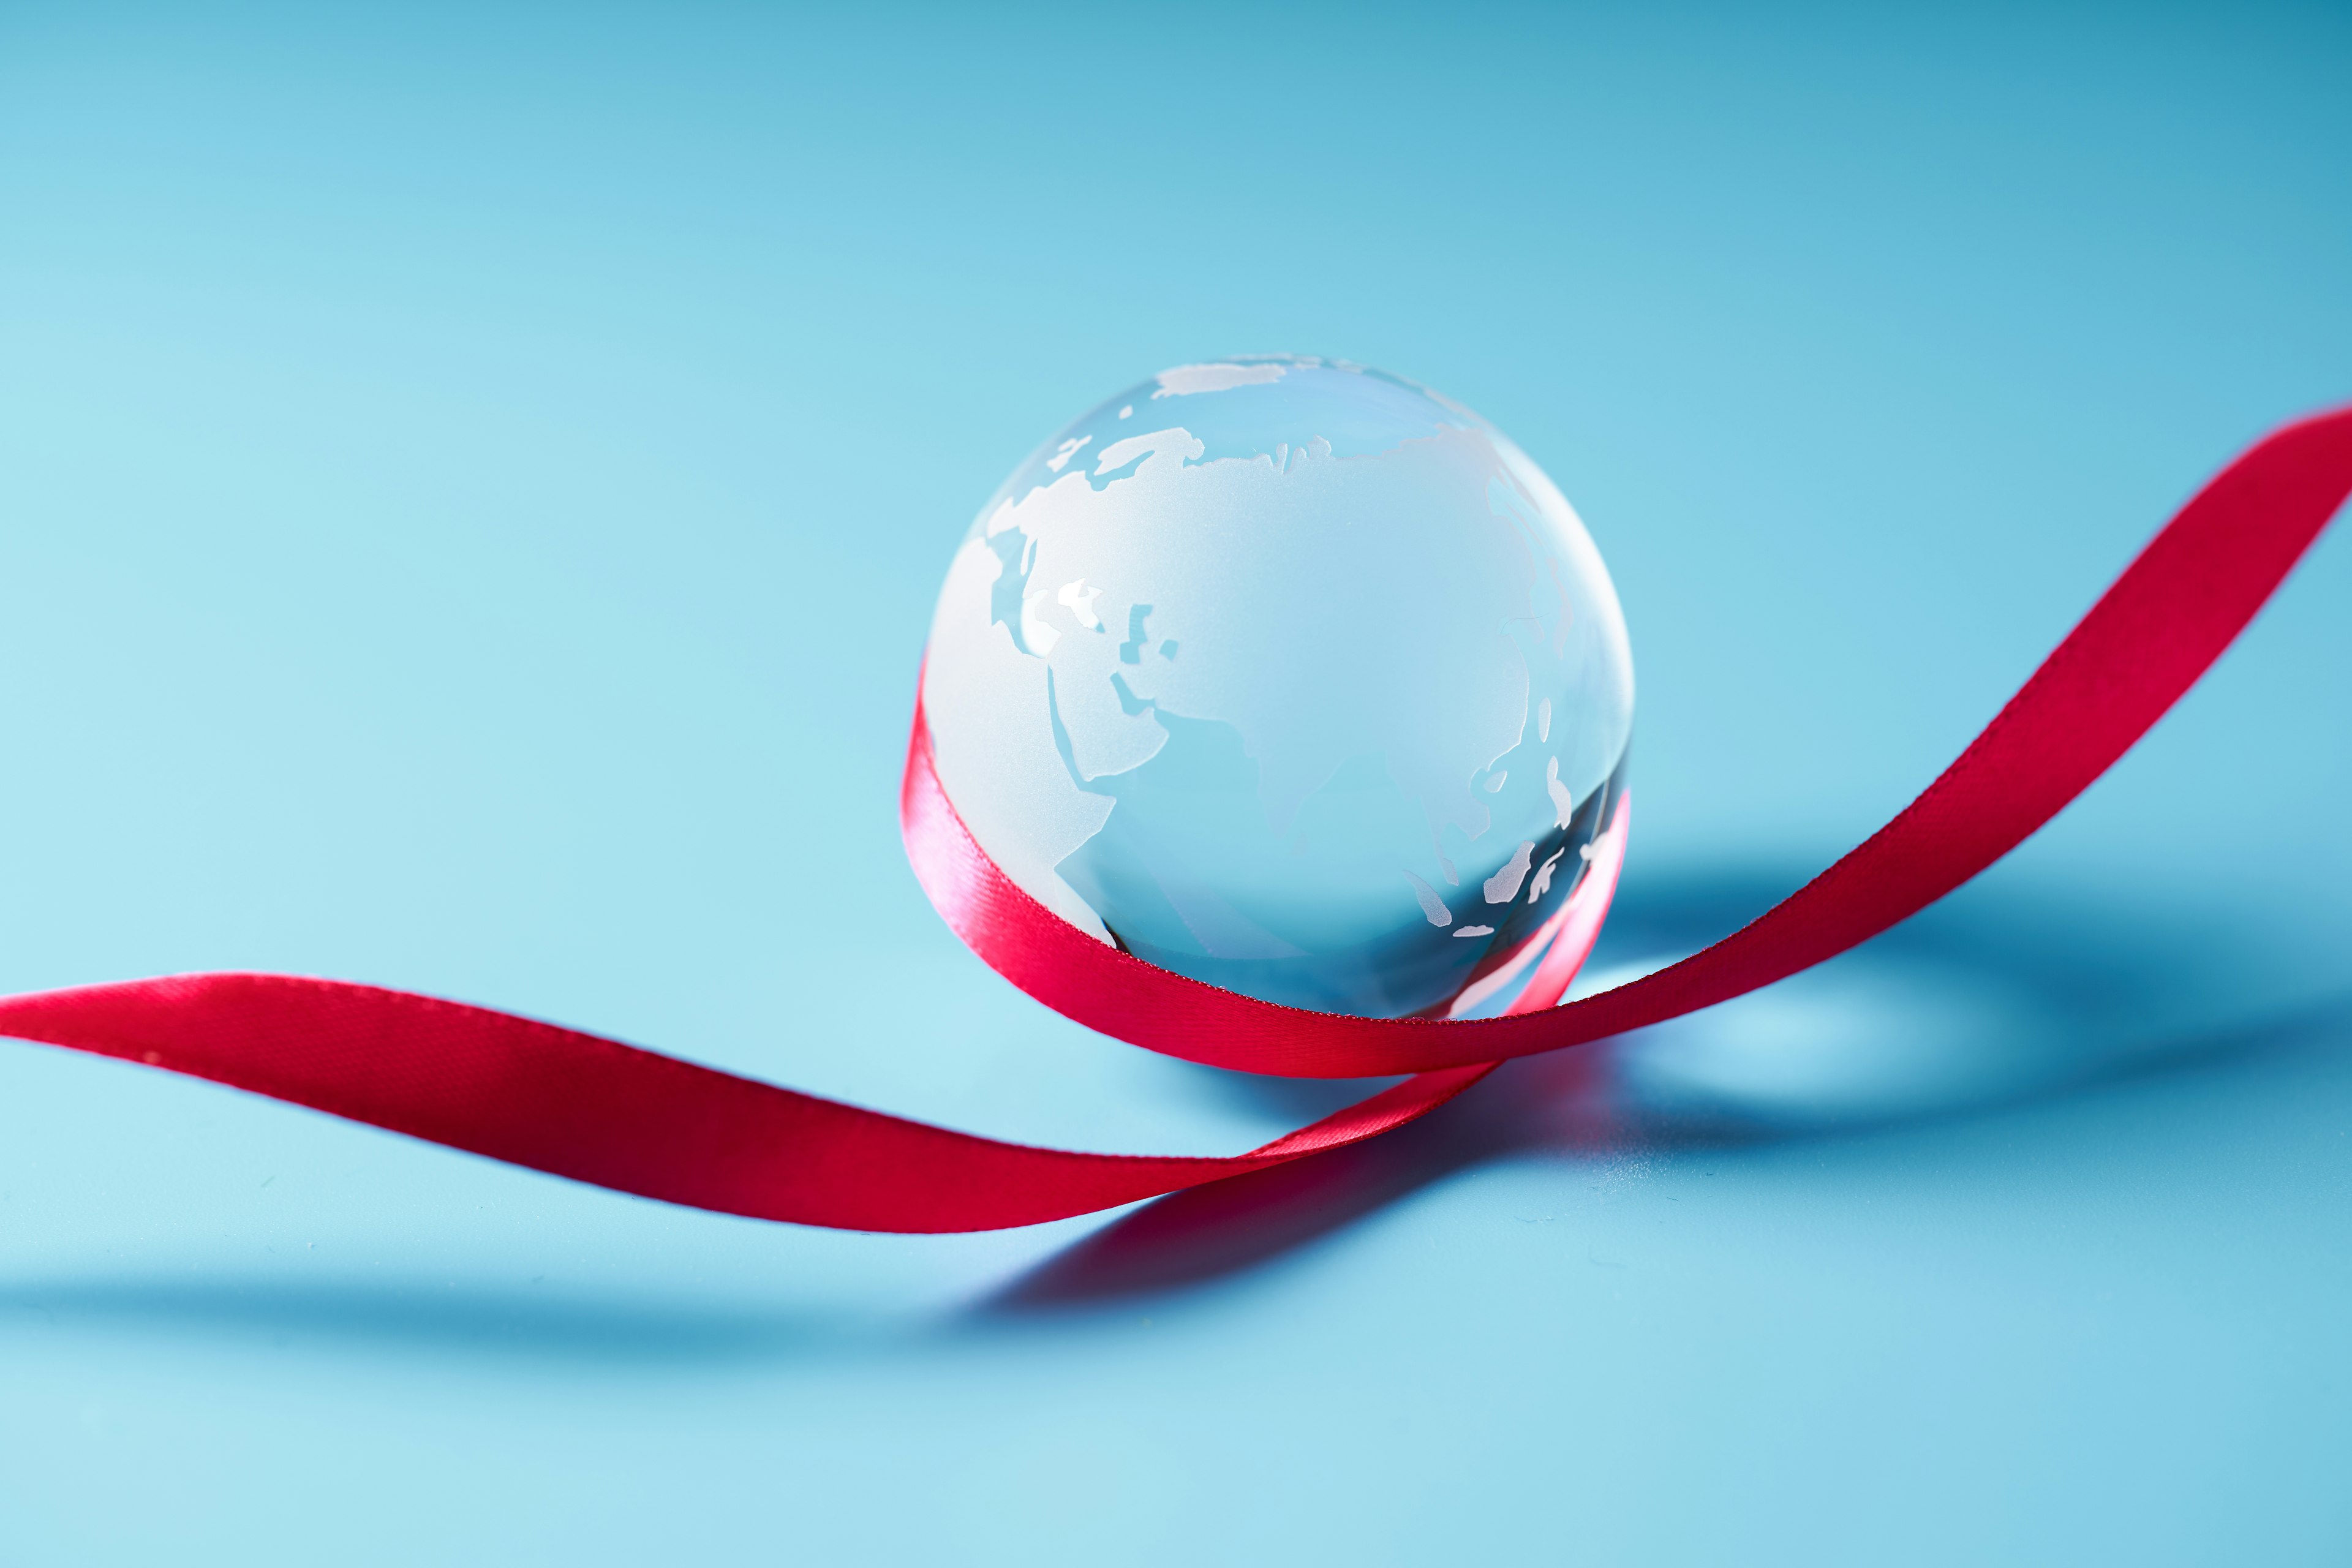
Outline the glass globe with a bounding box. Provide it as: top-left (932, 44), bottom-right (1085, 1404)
top-left (922, 356), bottom-right (1632, 1019)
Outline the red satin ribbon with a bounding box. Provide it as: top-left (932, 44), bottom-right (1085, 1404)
top-left (2, 409), bottom-right (2347, 1232)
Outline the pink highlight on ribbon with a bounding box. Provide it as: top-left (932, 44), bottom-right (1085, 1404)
top-left (0, 407), bottom-right (2346, 1231)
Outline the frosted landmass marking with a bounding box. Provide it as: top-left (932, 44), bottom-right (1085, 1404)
top-left (1455, 925), bottom-right (1495, 938)
top-left (1483, 841), bottom-right (1536, 903)
top-left (1020, 590), bottom-right (1062, 655)
top-left (1057, 578), bottom-right (1104, 630)
top-left (1538, 698), bottom-right (1551, 742)
top-left (1047, 435), bottom-right (1091, 473)
top-left (1547, 756), bottom-right (1577, 828)
top-left (1153, 362), bottom-right (1289, 397)
top-left (1404, 870), bottom-right (1453, 927)
top-left (1528, 846), bottom-right (1566, 902)
top-left (1095, 427), bottom-right (1203, 475)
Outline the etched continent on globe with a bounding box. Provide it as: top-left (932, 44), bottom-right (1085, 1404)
top-left (922, 356), bottom-right (1634, 1019)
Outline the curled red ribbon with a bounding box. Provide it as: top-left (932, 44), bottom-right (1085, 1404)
top-left (2, 409), bottom-right (2348, 1232)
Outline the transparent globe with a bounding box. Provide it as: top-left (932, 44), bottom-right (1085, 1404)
top-left (922, 356), bottom-right (1633, 1019)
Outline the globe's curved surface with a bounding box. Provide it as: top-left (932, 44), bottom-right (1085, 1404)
top-left (922, 356), bottom-right (1634, 1019)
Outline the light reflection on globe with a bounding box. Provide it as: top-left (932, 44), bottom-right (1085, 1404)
top-left (922, 356), bottom-right (1634, 1019)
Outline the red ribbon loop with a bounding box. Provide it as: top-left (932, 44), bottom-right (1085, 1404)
top-left (2, 409), bottom-right (2348, 1231)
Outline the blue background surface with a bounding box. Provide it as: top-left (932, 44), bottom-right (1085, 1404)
top-left (2, 4), bottom-right (2349, 1561)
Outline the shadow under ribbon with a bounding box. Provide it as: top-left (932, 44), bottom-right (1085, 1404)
top-left (986, 861), bottom-right (2352, 1311)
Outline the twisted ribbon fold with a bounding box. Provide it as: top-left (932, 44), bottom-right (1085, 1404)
top-left (2, 409), bottom-right (2347, 1232)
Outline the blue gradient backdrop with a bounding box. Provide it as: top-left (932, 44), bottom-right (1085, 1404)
top-left (2, 4), bottom-right (2348, 1562)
